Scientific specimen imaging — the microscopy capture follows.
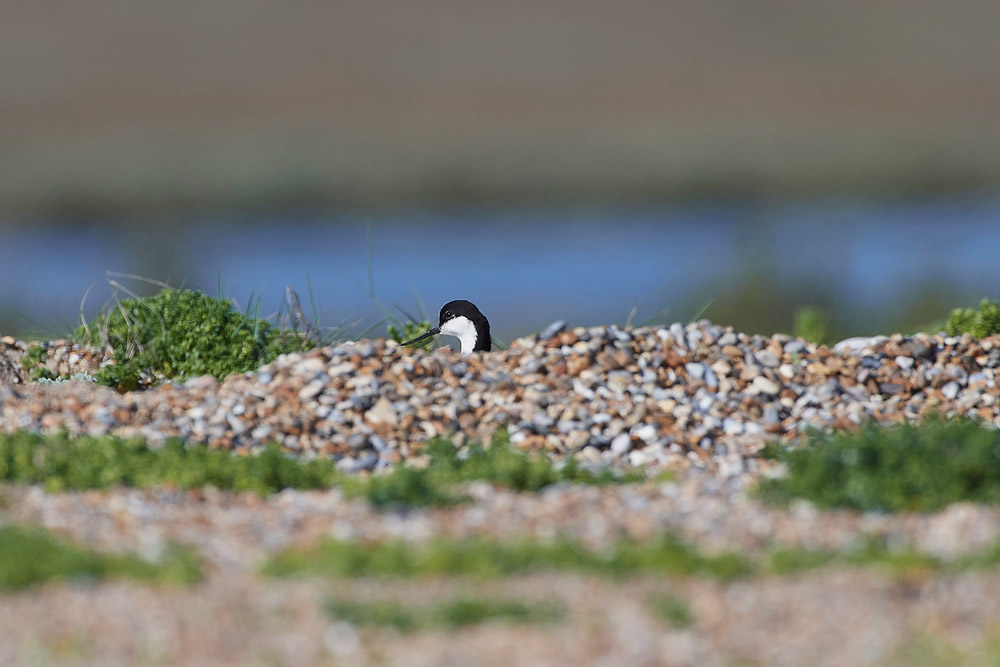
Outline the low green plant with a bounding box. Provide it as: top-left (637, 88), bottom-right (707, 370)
top-left (0, 432), bottom-right (338, 494)
top-left (21, 345), bottom-right (56, 381)
top-left (74, 288), bottom-right (313, 389)
top-left (0, 429), bottom-right (640, 504)
top-left (649, 593), bottom-right (694, 628)
top-left (265, 532), bottom-right (1000, 584)
top-left (262, 534), bottom-right (752, 581)
top-left (344, 431), bottom-right (644, 509)
top-left (765, 537), bottom-right (944, 577)
top-left (0, 524), bottom-right (202, 591)
top-left (325, 598), bottom-right (420, 632)
top-left (945, 298), bottom-right (1000, 338)
top-left (387, 319), bottom-right (434, 351)
top-left (893, 630), bottom-right (1000, 666)
top-left (430, 596), bottom-right (562, 629)
top-left (793, 306), bottom-right (830, 345)
top-left (324, 595), bottom-right (562, 632)
top-left (756, 417), bottom-right (1000, 512)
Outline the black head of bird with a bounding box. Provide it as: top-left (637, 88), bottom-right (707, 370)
top-left (400, 300), bottom-right (491, 354)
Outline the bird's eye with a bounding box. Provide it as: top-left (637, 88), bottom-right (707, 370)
top-left (444, 312), bottom-right (451, 319)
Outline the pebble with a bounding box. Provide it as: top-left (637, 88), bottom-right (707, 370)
top-left (610, 433), bottom-right (632, 456)
top-left (539, 320), bottom-right (566, 340)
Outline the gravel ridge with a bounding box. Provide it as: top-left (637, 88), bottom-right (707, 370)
top-left (1, 322), bottom-right (998, 481)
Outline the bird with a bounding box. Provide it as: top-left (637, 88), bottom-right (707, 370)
top-left (400, 300), bottom-right (491, 354)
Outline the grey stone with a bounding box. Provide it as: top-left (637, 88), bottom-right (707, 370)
top-left (610, 433), bottom-right (632, 456)
top-left (755, 350), bottom-right (780, 368)
top-left (784, 340), bottom-right (808, 355)
top-left (539, 320), bottom-right (566, 340)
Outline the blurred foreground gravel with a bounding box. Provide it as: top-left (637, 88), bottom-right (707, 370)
top-left (1, 322), bottom-right (999, 665)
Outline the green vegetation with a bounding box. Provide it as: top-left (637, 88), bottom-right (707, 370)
top-left (757, 417), bottom-right (1000, 513)
top-left (649, 593), bottom-right (695, 629)
top-left (265, 532), bottom-right (1000, 582)
top-left (263, 535), bottom-right (752, 581)
top-left (0, 430), bottom-right (638, 505)
top-left (792, 306), bottom-right (830, 345)
top-left (387, 319), bottom-right (434, 351)
top-left (20, 345), bottom-right (55, 381)
top-left (0, 524), bottom-right (201, 591)
top-left (893, 631), bottom-right (1000, 667)
top-left (765, 537), bottom-right (941, 577)
top-left (74, 288), bottom-right (313, 390)
top-left (0, 432), bottom-right (337, 494)
top-left (345, 431), bottom-right (644, 510)
top-left (325, 595), bottom-right (562, 632)
top-left (945, 298), bottom-right (1000, 338)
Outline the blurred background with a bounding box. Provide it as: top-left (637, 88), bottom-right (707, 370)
top-left (2, 0), bottom-right (999, 343)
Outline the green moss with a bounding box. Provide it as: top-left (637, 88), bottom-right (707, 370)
top-left (344, 430), bottom-right (644, 510)
top-left (892, 631), bottom-right (1000, 667)
top-left (324, 595), bottom-right (562, 632)
top-left (266, 532), bottom-right (1000, 584)
top-left (764, 548), bottom-right (840, 574)
top-left (0, 524), bottom-right (201, 591)
top-left (945, 298), bottom-right (1000, 338)
top-left (351, 462), bottom-right (465, 510)
top-left (262, 535), bottom-right (752, 581)
top-left (430, 597), bottom-right (562, 629)
top-left (0, 429), bottom-right (640, 506)
top-left (756, 417), bottom-right (1000, 513)
top-left (325, 598), bottom-right (420, 632)
top-left (74, 288), bottom-right (313, 389)
top-left (649, 593), bottom-right (694, 628)
top-left (0, 431), bottom-right (338, 494)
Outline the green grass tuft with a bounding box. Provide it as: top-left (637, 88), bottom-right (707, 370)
top-left (756, 417), bottom-right (1000, 513)
top-left (945, 298), bottom-right (1000, 338)
top-left (344, 430), bottom-right (644, 509)
top-left (324, 595), bottom-right (562, 632)
top-left (0, 524), bottom-right (201, 591)
top-left (265, 532), bottom-right (1000, 583)
top-left (0, 430), bottom-right (643, 505)
top-left (0, 432), bottom-right (338, 494)
top-left (649, 593), bottom-right (695, 628)
top-left (74, 288), bottom-right (313, 389)
top-left (792, 306), bottom-right (831, 345)
top-left (429, 596), bottom-right (563, 629)
top-left (262, 535), bottom-right (752, 581)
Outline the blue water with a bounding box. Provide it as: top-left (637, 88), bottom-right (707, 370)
top-left (2, 197), bottom-right (999, 340)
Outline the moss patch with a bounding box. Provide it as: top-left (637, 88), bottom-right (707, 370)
top-left (264, 532), bottom-right (1000, 582)
top-left (0, 432), bottom-right (338, 494)
top-left (325, 595), bottom-right (563, 632)
top-left (262, 535), bottom-right (752, 581)
top-left (649, 592), bottom-right (694, 628)
top-left (756, 417), bottom-right (1000, 513)
top-left (0, 524), bottom-right (201, 591)
top-left (0, 430), bottom-right (642, 506)
top-left (346, 431), bottom-right (644, 510)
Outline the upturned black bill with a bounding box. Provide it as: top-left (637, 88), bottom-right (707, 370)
top-left (400, 326), bottom-right (440, 346)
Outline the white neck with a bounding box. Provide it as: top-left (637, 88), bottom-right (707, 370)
top-left (439, 315), bottom-right (478, 354)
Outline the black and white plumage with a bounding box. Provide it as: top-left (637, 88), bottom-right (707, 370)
top-left (400, 300), bottom-right (491, 354)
